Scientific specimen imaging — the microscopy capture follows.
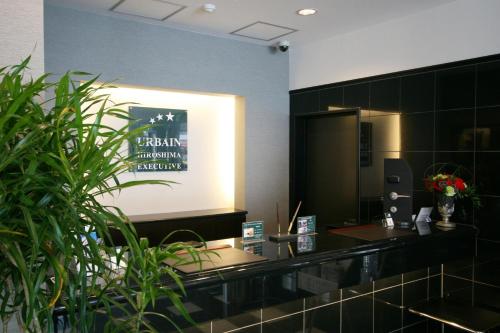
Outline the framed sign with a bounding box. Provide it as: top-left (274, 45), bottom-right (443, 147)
top-left (297, 215), bottom-right (316, 235)
top-left (242, 221), bottom-right (264, 243)
top-left (129, 106), bottom-right (187, 172)
top-left (243, 242), bottom-right (263, 256)
top-left (297, 235), bottom-right (316, 253)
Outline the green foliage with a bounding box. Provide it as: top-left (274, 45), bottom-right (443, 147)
top-left (0, 58), bottom-right (203, 332)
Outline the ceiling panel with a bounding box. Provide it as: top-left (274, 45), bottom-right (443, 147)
top-left (111, 0), bottom-right (186, 20)
top-left (231, 22), bottom-right (297, 41)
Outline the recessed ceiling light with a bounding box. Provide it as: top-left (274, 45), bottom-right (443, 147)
top-left (297, 8), bottom-right (317, 16)
top-left (203, 3), bottom-right (216, 13)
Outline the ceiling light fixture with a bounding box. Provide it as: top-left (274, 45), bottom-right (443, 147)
top-left (297, 8), bottom-right (317, 16)
top-left (203, 3), bottom-right (216, 13)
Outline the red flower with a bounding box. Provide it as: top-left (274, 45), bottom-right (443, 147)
top-left (433, 182), bottom-right (442, 192)
top-left (455, 177), bottom-right (466, 191)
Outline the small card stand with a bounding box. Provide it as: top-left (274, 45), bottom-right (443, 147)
top-left (242, 221), bottom-right (265, 244)
top-left (268, 233), bottom-right (299, 242)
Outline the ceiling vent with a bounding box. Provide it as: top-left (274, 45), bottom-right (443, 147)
top-left (230, 21), bottom-right (297, 41)
top-left (110, 0), bottom-right (186, 21)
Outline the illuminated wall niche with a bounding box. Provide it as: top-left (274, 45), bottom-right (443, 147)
top-left (93, 84), bottom-right (244, 215)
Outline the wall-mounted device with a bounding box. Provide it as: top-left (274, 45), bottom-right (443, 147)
top-left (383, 159), bottom-right (413, 228)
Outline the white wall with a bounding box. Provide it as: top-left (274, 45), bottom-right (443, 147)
top-left (45, 5), bottom-right (289, 233)
top-left (94, 84), bottom-right (239, 216)
top-left (290, 0), bottom-right (500, 89)
top-left (0, 0), bottom-right (44, 78)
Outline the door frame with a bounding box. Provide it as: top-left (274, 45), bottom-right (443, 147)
top-left (289, 108), bottom-right (361, 226)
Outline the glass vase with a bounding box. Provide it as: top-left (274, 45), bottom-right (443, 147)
top-left (436, 195), bottom-right (456, 229)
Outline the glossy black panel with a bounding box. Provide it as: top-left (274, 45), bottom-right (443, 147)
top-left (404, 268), bottom-right (428, 283)
top-left (344, 83), bottom-right (369, 108)
top-left (434, 152), bottom-right (474, 180)
top-left (473, 249), bottom-right (500, 294)
top-left (475, 195), bottom-right (500, 241)
top-left (442, 275), bottom-right (472, 303)
top-left (471, 283), bottom-right (500, 312)
top-left (374, 274), bottom-right (401, 291)
top-left (401, 152), bottom-right (434, 190)
top-left (342, 294), bottom-right (373, 333)
top-left (413, 191), bottom-right (434, 214)
top-left (262, 294), bottom-right (302, 321)
top-left (374, 286), bottom-right (402, 332)
top-left (476, 106), bottom-right (500, 151)
top-left (477, 60), bottom-right (500, 107)
top-left (370, 77), bottom-right (400, 111)
top-left (166, 322), bottom-right (211, 333)
top-left (400, 112), bottom-right (434, 151)
top-left (443, 257), bottom-right (473, 279)
top-left (290, 91), bottom-right (319, 114)
top-left (403, 320), bottom-right (436, 333)
top-left (231, 324), bottom-right (261, 333)
top-left (437, 65), bottom-right (475, 110)
top-left (262, 313), bottom-right (302, 333)
top-left (212, 311), bottom-right (261, 332)
top-left (403, 280), bottom-right (430, 326)
top-left (342, 281), bottom-right (372, 299)
top-left (428, 276), bottom-right (441, 300)
top-left (304, 302), bottom-right (340, 332)
top-left (304, 289), bottom-right (340, 310)
top-left (476, 152), bottom-right (500, 196)
top-left (401, 72), bottom-right (435, 113)
top-left (476, 238), bottom-right (500, 265)
top-left (319, 87), bottom-right (343, 111)
top-left (435, 109), bottom-right (475, 151)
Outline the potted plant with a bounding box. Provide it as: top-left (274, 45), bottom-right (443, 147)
top-left (0, 59), bottom-right (204, 332)
top-left (424, 163), bottom-right (480, 229)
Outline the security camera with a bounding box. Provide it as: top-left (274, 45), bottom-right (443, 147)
top-left (277, 40), bottom-right (290, 52)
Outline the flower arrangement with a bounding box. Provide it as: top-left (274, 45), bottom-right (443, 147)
top-left (424, 166), bottom-right (481, 209)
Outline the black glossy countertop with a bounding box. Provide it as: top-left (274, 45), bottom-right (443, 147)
top-left (176, 223), bottom-right (477, 290)
top-left (53, 223), bottom-right (476, 326)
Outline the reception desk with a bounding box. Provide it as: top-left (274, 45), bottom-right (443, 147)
top-left (88, 224), bottom-right (476, 333)
top-left (58, 225), bottom-right (476, 333)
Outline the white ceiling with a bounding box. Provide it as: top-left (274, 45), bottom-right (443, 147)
top-left (45, 0), bottom-right (457, 46)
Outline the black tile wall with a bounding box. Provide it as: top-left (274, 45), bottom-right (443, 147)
top-left (342, 294), bottom-right (373, 333)
top-left (319, 87), bottom-right (343, 111)
top-left (374, 285), bottom-right (402, 332)
top-left (435, 109), bottom-right (475, 151)
top-left (401, 72), bottom-right (435, 113)
top-left (290, 55), bottom-right (500, 331)
top-left (344, 83), bottom-right (369, 108)
top-left (400, 111), bottom-right (435, 151)
top-left (436, 65), bottom-right (475, 110)
top-left (291, 53), bottom-right (500, 244)
top-left (187, 267), bottom-right (444, 333)
top-left (370, 77), bottom-right (401, 111)
top-left (476, 152), bottom-right (500, 196)
top-left (476, 106), bottom-right (500, 150)
top-left (477, 60), bottom-right (500, 107)
top-left (290, 91), bottom-right (319, 114)
top-left (304, 302), bottom-right (340, 332)
top-left (400, 152), bottom-right (434, 190)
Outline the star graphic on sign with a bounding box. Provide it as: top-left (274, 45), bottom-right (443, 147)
top-left (156, 113), bottom-right (163, 121)
top-left (149, 117), bottom-right (156, 124)
top-left (165, 112), bottom-right (174, 121)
